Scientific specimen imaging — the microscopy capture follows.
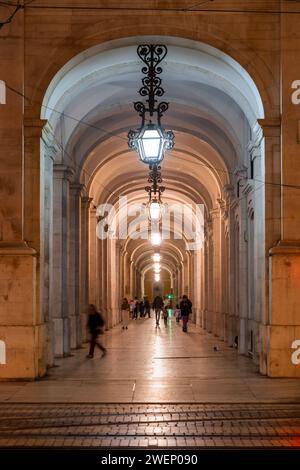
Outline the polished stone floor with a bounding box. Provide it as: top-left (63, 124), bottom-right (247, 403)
top-left (1, 316), bottom-right (300, 403)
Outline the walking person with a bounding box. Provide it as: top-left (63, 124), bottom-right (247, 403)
top-left (121, 297), bottom-right (130, 330)
top-left (144, 297), bottom-right (151, 318)
top-left (180, 295), bottom-right (192, 333)
top-left (175, 304), bottom-right (181, 323)
top-left (133, 296), bottom-right (139, 319)
top-left (86, 304), bottom-right (107, 358)
top-left (152, 295), bottom-right (164, 327)
top-left (139, 299), bottom-right (145, 317)
top-left (129, 299), bottom-right (134, 319)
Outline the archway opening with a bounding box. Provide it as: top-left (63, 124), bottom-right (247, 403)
top-left (40, 35), bottom-right (265, 371)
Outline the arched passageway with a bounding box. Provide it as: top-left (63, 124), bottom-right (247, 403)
top-left (40, 36), bottom-right (272, 375)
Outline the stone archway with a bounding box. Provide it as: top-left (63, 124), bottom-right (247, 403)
top-left (38, 35), bottom-right (275, 376)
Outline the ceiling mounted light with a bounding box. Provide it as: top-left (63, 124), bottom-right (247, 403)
top-left (145, 165), bottom-right (165, 222)
top-left (154, 273), bottom-right (160, 282)
top-left (153, 253), bottom-right (161, 262)
top-left (153, 262), bottom-right (161, 273)
top-left (128, 44), bottom-right (174, 165)
top-left (151, 231), bottom-right (161, 246)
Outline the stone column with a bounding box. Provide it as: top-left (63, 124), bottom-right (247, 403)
top-left (52, 164), bottom-right (73, 357)
top-left (238, 194), bottom-right (248, 355)
top-left (80, 196), bottom-right (92, 343)
top-left (101, 239), bottom-right (108, 327)
top-left (68, 183), bottom-right (82, 349)
top-left (130, 260), bottom-right (135, 298)
top-left (210, 207), bottom-right (222, 337)
top-left (88, 205), bottom-right (97, 305)
top-left (228, 195), bottom-right (238, 347)
top-left (40, 129), bottom-right (55, 366)
top-left (193, 250), bottom-right (201, 326)
top-left (205, 219), bottom-right (214, 333)
top-left (258, 113), bottom-right (298, 375)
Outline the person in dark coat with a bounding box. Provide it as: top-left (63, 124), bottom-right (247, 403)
top-left (152, 295), bottom-right (164, 327)
top-left (180, 295), bottom-right (192, 332)
top-left (87, 304), bottom-right (107, 358)
top-left (144, 298), bottom-right (151, 318)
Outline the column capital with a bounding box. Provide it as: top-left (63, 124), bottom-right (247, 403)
top-left (233, 164), bottom-right (248, 180)
top-left (53, 163), bottom-right (74, 181)
top-left (81, 196), bottom-right (93, 207)
top-left (210, 206), bottom-right (221, 219)
top-left (70, 183), bottom-right (85, 195)
top-left (24, 117), bottom-right (47, 138)
top-left (257, 118), bottom-right (281, 137)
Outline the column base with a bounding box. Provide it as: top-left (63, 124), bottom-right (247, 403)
top-left (264, 244), bottom-right (300, 377)
top-left (0, 243), bottom-right (47, 379)
top-left (0, 324), bottom-right (47, 380)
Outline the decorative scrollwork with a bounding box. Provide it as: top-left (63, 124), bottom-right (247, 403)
top-left (163, 130), bottom-right (175, 150)
top-left (134, 44), bottom-right (169, 117)
top-left (137, 44), bottom-right (168, 75)
top-left (133, 102), bottom-right (146, 122)
top-left (127, 129), bottom-right (140, 150)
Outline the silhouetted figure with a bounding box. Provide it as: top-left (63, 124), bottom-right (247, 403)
top-left (175, 304), bottom-right (181, 323)
top-left (144, 298), bottom-right (151, 318)
top-left (121, 297), bottom-right (130, 329)
top-left (152, 295), bottom-right (164, 327)
top-left (139, 300), bottom-right (145, 317)
top-left (133, 296), bottom-right (139, 319)
top-left (87, 304), bottom-right (107, 358)
top-left (180, 295), bottom-right (192, 332)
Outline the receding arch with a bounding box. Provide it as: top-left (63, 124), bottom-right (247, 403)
top-left (39, 34), bottom-right (267, 375)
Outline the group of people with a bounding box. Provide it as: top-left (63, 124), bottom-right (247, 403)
top-left (86, 294), bottom-right (193, 359)
top-left (120, 297), bottom-right (152, 328)
top-left (121, 294), bottom-right (193, 332)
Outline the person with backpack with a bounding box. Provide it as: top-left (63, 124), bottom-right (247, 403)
top-left (86, 304), bottom-right (107, 358)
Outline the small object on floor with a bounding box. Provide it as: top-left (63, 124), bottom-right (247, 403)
top-left (213, 346), bottom-right (219, 351)
top-left (86, 354), bottom-right (93, 358)
top-left (126, 326), bottom-right (128, 329)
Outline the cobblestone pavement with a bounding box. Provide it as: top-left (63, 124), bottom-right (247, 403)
top-left (0, 403), bottom-right (300, 448)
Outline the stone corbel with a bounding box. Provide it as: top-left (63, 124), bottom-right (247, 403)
top-left (234, 164), bottom-right (248, 197)
top-left (41, 121), bottom-right (60, 160)
top-left (217, 197), bottom-right (228, 221)
top-left (81, 195), bottom-right (93, 208)
top-left (53, 163), bottom-right (75, 182)
top-left (257, 118), bottom-right (281, 138)
top-left (70, 182), bottom-right (85, 196)
top-left (23, 117), bottom-right (47, 138)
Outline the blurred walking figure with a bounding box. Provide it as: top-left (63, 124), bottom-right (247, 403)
top-left (87, 304), bottom-right (107, 358)
top-left (121, 297), bottom-right (130, 329)
top-left (139, 299), bottom-right (145, 317)
top-left (144, 297), bottom-right (151, 318)
top-left (175, 304), bottom-right (181, 323)
top-left (133, 296), bottom-right (139, 319)
top-left (163, 307), bottom-right (168, 326)
top-left (180, 295), bottom-right (192, 332)
top-left (152, 295), bottom-right (164, 327)
top-left (129, 299), bottom-right (134, 319)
